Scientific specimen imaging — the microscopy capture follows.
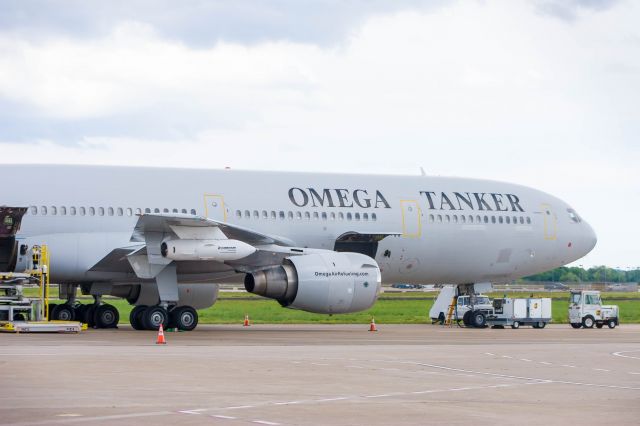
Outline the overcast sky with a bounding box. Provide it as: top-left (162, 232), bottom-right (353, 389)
top-left (0, 0), bottom-right (638, 269)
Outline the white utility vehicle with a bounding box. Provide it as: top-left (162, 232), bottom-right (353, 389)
top-left (569, 290), bottom-right (619, 329)
top-left (429, 285), bottom-right (551, 328)
top-left (486, 297), bottom-right (552, 329)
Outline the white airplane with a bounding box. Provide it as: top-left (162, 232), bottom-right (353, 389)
top-left (0, 165), bottom-right (596, 330)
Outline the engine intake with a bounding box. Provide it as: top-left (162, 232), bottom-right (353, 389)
top-left (244, 252), bottom-right (381, 314)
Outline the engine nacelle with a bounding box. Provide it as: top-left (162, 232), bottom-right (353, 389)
top-left (161, 239), bottom-right (256, 261)
top-left (244, 252), bottom-right (381, 314)
top-left (125, 283), bottom-right (219, 310)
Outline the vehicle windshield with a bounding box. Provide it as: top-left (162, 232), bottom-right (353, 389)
top-left (570, 293), bottom-right (581, 304)
top-left (476, 296), bottom-right (490, 305)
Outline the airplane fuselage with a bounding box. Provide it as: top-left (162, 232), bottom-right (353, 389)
top-left (2, 165), bottom-right (596, 285)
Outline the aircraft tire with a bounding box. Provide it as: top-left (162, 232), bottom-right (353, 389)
top-left (75, 304), bottom-right (87, 321)
top-left (172, 306), bottom-right (198, 331)
top-left (570, 323), bottom-right (582, 329)
top-left (129, 305), bottom-right (147, 330)
top-left (94, 304), bottom-right (119, 329)
top-left (52, 304), bottom-right (75, 321)
top-left (82, 305), bottom-right (97, 328)
top-left (142, 306), bottom-right (170, 330)
top-left (582, 315), bottom-right (595, 329)
top-left (47, 303), bottom-right (58, 320)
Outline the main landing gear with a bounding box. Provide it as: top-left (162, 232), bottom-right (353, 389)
top-left (48, 295), bottom-right (120, 329)
top-left (129, 305), bottom-right (198, 331)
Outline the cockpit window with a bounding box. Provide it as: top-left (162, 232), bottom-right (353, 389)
top-left (567, 208), bottom-right (581, 223)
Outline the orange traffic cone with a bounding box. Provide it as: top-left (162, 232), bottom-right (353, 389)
top-left (156, 324), bottom-right (167, 344)
top-left (369, 317), bottom-right (378, 332)
top-left (243, 314), bottom-right (251, 327)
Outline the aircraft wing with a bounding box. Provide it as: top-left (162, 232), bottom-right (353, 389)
top-left (89, 213), bottom-right (399, 278)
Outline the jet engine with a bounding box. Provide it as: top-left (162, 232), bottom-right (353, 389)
top-left (244, 252), bottom-right (381, 314)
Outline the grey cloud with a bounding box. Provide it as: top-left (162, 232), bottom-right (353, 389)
top-left (534, 0), bottom-right (621, 21)
top-left (0, 0), bottom-right (448, 47)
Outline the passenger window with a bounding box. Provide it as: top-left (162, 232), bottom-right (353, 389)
top-left (461, 215), bottom-right (466, 223)
top-left (347, 212), bottom-right (352, 221)
top-left (296, 211), bottom-right (302, 220)
top-left (505, 216), bottom-right (510, 224)
top-left (190, 209), bottom-right (196, 215)
top-left (89, 207), bottom-right (95, 216)
top-left (236, 210), bottom-right (241, 218)
top-left (313, 212), bottom-right (319, 220)
top-left (145, 208), bottom-right (151, 214)
top-left (162, 208), bottom-right (169, 213)
top-left (322, 212), bottom-right (327, 220)
top-left (330, 212), bottom-right (336, 220)
top-left (437, 214), bottom-right (442, 223)
top-left (513, 216), bottom-right (517, 224)
top-left (445, 215), bottom-right (450, 223)
top-left (70, 206), bottom-right (76, 216)
top-left (279, 211), bottom-right (285, 220)
top-left (126, 208), bottom-right (132, 216)
top-left (526, 217), bottom-right (531, 224)
top-left (79, 207), bottom-right (86, 216)
top-left (372, 213), bottom-right (377, 221)
top-left (108, 207), bottom-right (114, 216)
top-left (51, 206), bottom-right (57, 215)
top-left (262, 210), bottom-right (268, 219)
top-left (429, 214), bottom-right (434, 223)
top-left (363, 213), bottom-right (368, 221)
top-left (483, 216), bottom-right (488, 224)
top-left (468, 215), bottom-right (473, 223)
top-left (491, 216), bottom-right (496, 224)
top-left (254, 210), bottom-right (259, 219)
top-left (30, 206), bottom-right (37, 215)
top-left (519, 217), bottom-right (524, 224)
top-left (338, 212), bottom-right (344, 220)
top-left (245, 210), bottom-right (251, 218)
top-left (271, 211), bottom-right (276, 219)
top-left (41, 206), bottom-right (47, 215)
top-left (60, 206), bottom-right (67, 215)
top-left (288, 211), bottom-right (293, 220)
top-left (355, 213), bottom-right (360, 221)
top-left (180, 209), bottom-right (187, 214)
top-left (153, 208), bottom-right (159, 213)
top-left (453, 215), bottom-right (458, 223)
top-left (98, 207), bottom-right (104, 216)
top-left (476, 215), bottom-right (481, 223)
top-left (305, 212), bottom-right (311, 220)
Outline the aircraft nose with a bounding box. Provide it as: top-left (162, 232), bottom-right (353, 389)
top-left (583, 221), bottom-right (597, 254)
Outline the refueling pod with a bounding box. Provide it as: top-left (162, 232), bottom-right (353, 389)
top-left (161, 239), bottom-right (256, 261)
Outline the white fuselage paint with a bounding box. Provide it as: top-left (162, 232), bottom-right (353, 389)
top-left (1, 165), bottom-right (596, 284)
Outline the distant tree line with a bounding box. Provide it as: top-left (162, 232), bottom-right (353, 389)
top-left (522, 266), bottom-right (640, 283)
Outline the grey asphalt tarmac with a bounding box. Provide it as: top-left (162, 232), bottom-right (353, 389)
top-left (0, 324), bottom-right (639, 425)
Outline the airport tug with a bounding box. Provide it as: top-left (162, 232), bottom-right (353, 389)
top-left (569, 290), bottom-right (619, 329)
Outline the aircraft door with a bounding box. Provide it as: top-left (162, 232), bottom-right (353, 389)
top-left (400, 200), bottom-right (421, 238)
top-left (203, 194), bottom-right (227, 222)
top-left (541, 203), bottom-right (557, 240)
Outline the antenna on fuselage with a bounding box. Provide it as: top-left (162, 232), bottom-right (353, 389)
top-left (420, 167), bottom-right (426, 176)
